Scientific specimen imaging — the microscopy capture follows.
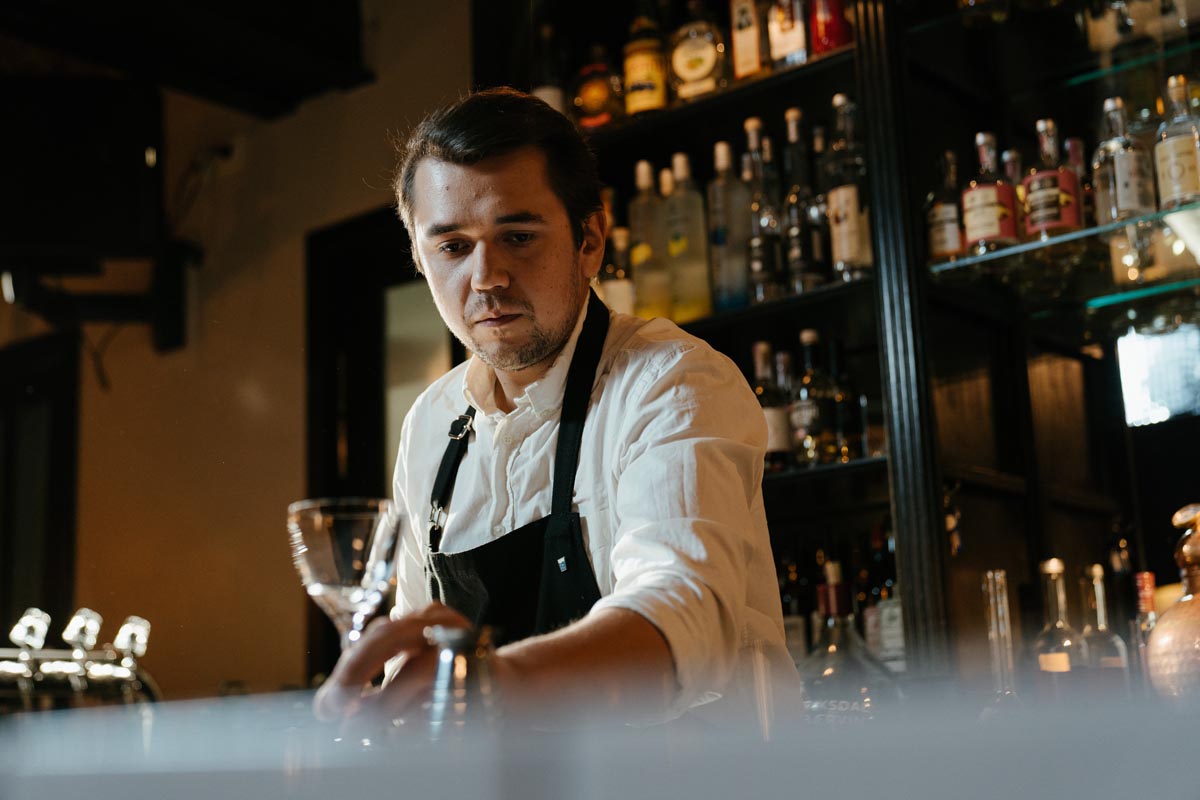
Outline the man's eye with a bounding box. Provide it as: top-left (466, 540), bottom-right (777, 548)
top-left (506, 232), bottom-right (536, 245)
top-left (438, 241), bottom-right (468, 255)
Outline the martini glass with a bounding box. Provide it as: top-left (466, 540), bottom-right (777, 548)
top-left (287, 497), bottom-right (402, 651)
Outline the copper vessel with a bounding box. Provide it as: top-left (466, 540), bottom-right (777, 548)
top-left (1146, 504), bottom-right (1200, 709)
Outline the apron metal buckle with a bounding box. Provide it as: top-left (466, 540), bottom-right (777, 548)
top-left (448, 414), bottom-right (474, 440)
top-left (429, 502), bottom-right (447, 531)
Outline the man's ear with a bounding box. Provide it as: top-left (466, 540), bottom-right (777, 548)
top-left (579, 211), bottom-right (606, 280)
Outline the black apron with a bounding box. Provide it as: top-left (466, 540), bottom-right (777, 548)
top-left (426, 291), bottom-right (609, 645)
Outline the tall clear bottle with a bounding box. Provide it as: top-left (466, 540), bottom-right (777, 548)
top-left (809, 125), bottom-right (834, 277)
top-left (707, 141), bottom-right (752, 311)
top-left (598, 226), bottom-right (637, 316)
top-left (751, 341), bottom-right (793, 473)
top-left (665, 152), bottom-right (713, 323)
top-left (1032, 558), bottom-right (1090, 703)
top-left (745, 116), bottom-right (786, 302)
top-left (800, 561), bottom-right (901, 724)
top-left (1093, 96), bottom-right (1157, 225)
top-left (1080, 564), bottom-right (1131, 697)
top-left (790, 328), bottom-right (836, 467)
top-left (962, 132), bottom-right (1020, 256)
top-left (825, 94), bottom-right (872, 282)
top-left (628, 159), bottom-right (672, 319)
top-left (783, 108), bottom-right (824, 292)
top-left (981, 569), bottom-right (1021, 715)
top-left (1155, 75), bottom-right (1200, 210)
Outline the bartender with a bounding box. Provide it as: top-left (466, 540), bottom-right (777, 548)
top-left (315, 88), bottom-right (795, 726)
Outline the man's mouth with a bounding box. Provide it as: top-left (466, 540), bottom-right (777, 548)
top-left (474, 312), bottom-right (522, 328)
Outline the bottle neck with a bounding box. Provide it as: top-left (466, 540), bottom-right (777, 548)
top-left (753, 348), bottom-right (773, 382)
top-left (1106, 108), bottom-right (1128, 140)
top-left (1084, 576), bottom-right (1110, 631)
top-left (977, 141), bottom-right (999, 179)
top-left (942, 155), bottom-right (958, 191)
top-left (1168, 87), bottom-right (1191, 121)
top-left (983, 571), bottom-right (1017, 696)
top-left (1042, 572), bottom-right (1069, 628)
top-left (1037, 130), bottom-right (1060, 170)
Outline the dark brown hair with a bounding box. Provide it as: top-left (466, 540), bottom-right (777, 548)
top-left (394, 88), bottom-right (602, 256)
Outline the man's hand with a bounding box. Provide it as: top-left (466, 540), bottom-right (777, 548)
top-left (313, 602), bottom-right (471, 722)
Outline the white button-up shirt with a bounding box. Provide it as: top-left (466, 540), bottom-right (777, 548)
top-left (391, 299), bottom-right (797, 719)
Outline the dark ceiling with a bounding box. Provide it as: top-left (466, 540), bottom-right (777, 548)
top-left (0, 0), bottom-right (374, 118)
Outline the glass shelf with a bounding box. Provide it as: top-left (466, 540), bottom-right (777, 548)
top-left (584, 46), bottom-right (854, 152)
top-left (681, 278), bottom-right (872, 339)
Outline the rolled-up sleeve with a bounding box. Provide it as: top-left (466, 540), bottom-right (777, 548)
top-left (590, 343), bottom-right (767, 717)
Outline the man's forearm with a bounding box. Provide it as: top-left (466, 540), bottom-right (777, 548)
top-left (492, 607), bottom-right (676, 722)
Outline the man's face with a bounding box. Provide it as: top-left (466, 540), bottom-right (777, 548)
top-left (409, 147), bottom-right (604, 376)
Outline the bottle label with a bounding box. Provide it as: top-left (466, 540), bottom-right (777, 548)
top-left (763, 406), bottom-right (792, 453)
top-left (1135, 571), bottom-right (1157, 615)
top-left (630, 242), bottom-right (653, 268)
top-left (672, 37), bottom-right (719, 99)
top-left (829, 184), bottom-right (867, 266)
top-left (879, 597), bottom-right (905, 667)
top-left (1113, 150), bottom-right (1156, 216)
top-left (1038, 652), bottom-right (1071, 673)
top-left (927, 202), bottom-right (962, 258)
top-left (768, 2), bottom-right (807, 62)
top-left (1099, 656), bottom-right (1126, 669)
top-left (963, 183), bottom-right (1018, 244)
top-left (624, 50), bottom-right (668, 115)
top-left (1024, 169), bottom-right (1081, 234)
top-left (730, 0), bottom-right (764, 79)
top-left (1156, 134), bottom-right (1200, 207)
top-left (668, 232), bottom-right (688, 258)
top-left (790, 397), bottom-right (818, 435)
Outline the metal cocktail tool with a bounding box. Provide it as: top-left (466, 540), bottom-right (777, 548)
top-left (425, 625), bottom-right (499, 741)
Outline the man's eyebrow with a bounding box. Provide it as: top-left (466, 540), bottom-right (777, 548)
top-left (495, 211), bottom-right (546, 225)
top-left (425, 222), bottom-right (460, 237)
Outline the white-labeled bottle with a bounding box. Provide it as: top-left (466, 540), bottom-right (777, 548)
top-left (707, 141), bottom-right (752, 312)
top-left (1155, 74), bottom-right (1200, 210)
top-left (665, 152), bottom-right (713, 323)
top-left (628, 160), bottom-right (672, 319)
top-left (598, 226), bottom-right (637, 316)
top-left (1094, 96), bottom-right (1157, 224)
top-left (824, 94), bottom-right (873, 281)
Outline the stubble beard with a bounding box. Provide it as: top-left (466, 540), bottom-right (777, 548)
top-left (462, 261), bottom-right (584, 373)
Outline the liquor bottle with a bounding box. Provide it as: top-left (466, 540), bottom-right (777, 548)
top-left (925, 150), bottom-right (963, 264)
top-left (959, 0), bottom-right (1010, 26)
top-left (783, 108), bottom-right (825, 292)
top-left (1032, 558), bottom-right (1090, 703)
top-left (809, 125), bottom-right (834, 277)
top-left (669, 0), bottom-right (729, 102)
top-left (779, 557), bottom-right (809, 667)
top-left (730, 0), bottom-right (771, 80)
top-left (808, 0), bottom-right (853, 55)
top-left (1023, 119), bottom-right (1082, 240)
top-left (665, 152), bottom-right (713, 323)
top-left (1146, 504), bottom-right (1200, 710)
top-left (963, 132), bottom-right (1020, 255)
top-left (598, 226), bottom-right (637, 316)
top-left (628, 160), bottom-right (673, 319)
top-left (751, 341), bottom-right (794, 472)
top-left (762, 135), bottom-right (783, 210)
top-left (1132, 570), bottom-right (1157, 696)
top-left (530, 22), bottom-right (566, 114)
top-left (799, 561), bottom-right (901, 724)
top-left (1155, 75), bottom-right (1200, 210)
top-left (707, 141), bottom-right (752, 312)
top-left (790, 328), bottom-right (836, 466)
top-left (981, 569), bottom-right (1022, 715)
top-left (624, 0), bottom-right (669, 116)
top-left (829, 339), bottom-right (864, 463)
top-left (1002, 148), bottom-right (1026, 236)
top-left (1093, 96), bottom-right (1157, 225)
top-left (825, 94), bottom-right (873, 282)
top-left (767, 0), bottom-right (808, 69)
top-left (745, 116), bottom-right (786, 302)
top-left (1080, 564), bottom-right (1131, 696)
top-left (1065, 137), bottom-right (1095, 228)
top-left (571, 44), bottom-right (625, 130)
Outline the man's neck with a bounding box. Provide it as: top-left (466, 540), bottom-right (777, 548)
top-left (491, 348), bottom-right (564, 414)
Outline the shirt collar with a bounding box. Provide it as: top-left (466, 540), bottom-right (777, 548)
top-left (461, 297), bottom-right (592, 418)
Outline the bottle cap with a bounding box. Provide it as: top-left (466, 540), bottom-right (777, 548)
top-left (658, 167), bottom-right (674, 197)
top-left (1036, 118), bottom-right (1057, 135)
top-left (824, 560), bottom-right (843, 585)
top-left (672, 152), bottom-right (691, 182)
top-left (832, 93), bottom-right (849, 108)
top-left (1085, 563), bottom-right (1105, 580)
top-left (1102, 97), bottom-right (1124, 113)
top-left (1001, 149), bottom-right (1019, 163)
top-left (975, 131), bottom-right (996, 147)
top-left (611, 226), bottom-right (630, 251)
top-left (635, 160), bottom-right (654, 191)
top-left (1167, 74), bottom-right (1189, 103)
top-left (743, 116), bottom-right (764, 132)
top-left (1040, 558), bottom-right (1065, 576)
top-left (714, 141), bottom-right (733, 172)
top-left (785, 107), bottom-right (802, 123)
top-left (799, 328), bottom-right (820, 345)
top-left (1172, 503), bottom-right (1200, 529)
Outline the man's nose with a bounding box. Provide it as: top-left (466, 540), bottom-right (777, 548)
top-left (469, 243), bottom-right (511, 292)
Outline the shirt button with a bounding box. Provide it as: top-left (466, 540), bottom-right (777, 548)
top-left (502, 434), bottom-right (514, 445)
top-left (493, 524), bottom-right (505, 535)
